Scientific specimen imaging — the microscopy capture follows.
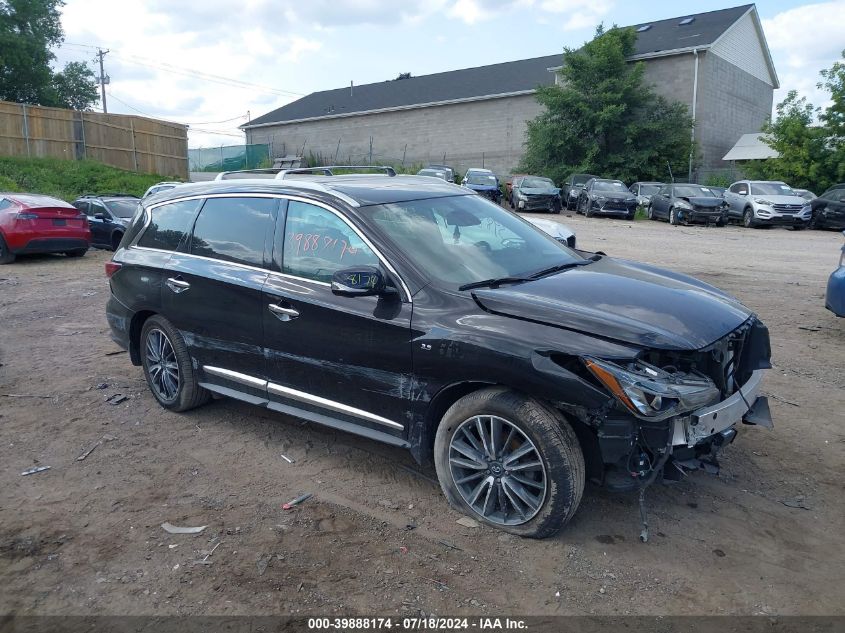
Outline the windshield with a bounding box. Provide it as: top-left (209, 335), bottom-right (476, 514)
top-left (105, 199), bottom-right (140, 218)
top-left (363, 195), bottom-right (581, 287)
top-left (674, 185), bottom-right (716, 198)
top-left (521, 177), bottom-right (554, 189)
top-left (593, 181), bottom-right (628, 192)
top-left (640, 184), bottom-right (661, 195)
top-left (751, 183), bottom-right (795, 196)
top-left (466, 173), bottom-right (497, 186)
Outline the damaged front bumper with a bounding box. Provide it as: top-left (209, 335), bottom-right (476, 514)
top-left (672, 369), bottom-right (772, 447)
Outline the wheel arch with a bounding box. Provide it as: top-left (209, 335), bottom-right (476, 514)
top-left (416, 380), bottom-right (602, 483)
top-left (129, 309), bottom-right (157, 366)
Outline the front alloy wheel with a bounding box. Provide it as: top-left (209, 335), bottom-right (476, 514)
top-left (743, 208), bottom-right (756, 228)
top-left (448, 415), bottom-right (547, 525)
top-left (434, 387), bottom-right (585, 538)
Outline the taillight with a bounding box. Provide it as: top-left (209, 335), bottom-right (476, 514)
top-left (15, 212), bottom-right (39, 220)
top-left (105, 261), bottom-right (122, 278)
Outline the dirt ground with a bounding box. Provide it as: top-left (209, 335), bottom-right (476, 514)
top-left (1, 214), bottom-right (844, 618)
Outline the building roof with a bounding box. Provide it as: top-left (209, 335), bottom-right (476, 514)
top-left (722, 133), bottom-right (779, 161)
top-left (246, 4), bottom-right (756, 129)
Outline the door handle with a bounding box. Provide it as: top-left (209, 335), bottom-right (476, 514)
top-left (165, 277), bottom-right (190, 293)
top-left (268, 303), bottom-right (299, 320)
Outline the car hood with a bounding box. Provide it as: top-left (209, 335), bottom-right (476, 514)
top-left (472, 257), bottom-right (751, 350)
top-left (681, 196), bottom-right (723, 208)
top-left (524, 217), bottom-right (574, 240)
top-left (757, 195), bottom-right (807, 205)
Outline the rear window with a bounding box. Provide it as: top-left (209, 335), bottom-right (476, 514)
top-left (137, 199), bottom-right (201, 251)
top-left (105, 199), bottom-right (140, 218)
top-left (190, 197), bottom-right (277, 268)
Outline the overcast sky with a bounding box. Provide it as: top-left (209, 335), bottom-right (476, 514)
top-left (52, 0), bottom-right (845, 149)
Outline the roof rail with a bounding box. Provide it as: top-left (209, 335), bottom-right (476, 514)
top-left (275, 165), bottom-right (397, 179)
top-left (214, 168), bottom-right (285, 181)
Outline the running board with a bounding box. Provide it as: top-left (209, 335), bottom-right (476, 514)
top-left (198, 381), bottom-right (409, 449)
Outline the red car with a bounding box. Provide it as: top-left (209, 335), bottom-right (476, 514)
top-left (0, 193), bottom-right (91, 264)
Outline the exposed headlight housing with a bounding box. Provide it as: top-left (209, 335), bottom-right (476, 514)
top-left (583, 357), bottom-right (720, 421)
top-left (675, 200), bottom-right (693, 210)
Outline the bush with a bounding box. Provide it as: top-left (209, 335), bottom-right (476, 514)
top-left (0, 157), bottom-right (170, 201)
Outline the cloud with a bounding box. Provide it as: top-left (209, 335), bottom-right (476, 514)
top-left (762, 2), bottom-right (845, 111)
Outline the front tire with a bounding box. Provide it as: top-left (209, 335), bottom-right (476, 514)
top-left (808, 211), bottom-right (821, 230)
top-left (669, 207), bottom-right (679, 225)
top-left (743, 207), bottom-right (758, 229)
top-left (141, 315), bottom-right (211, 412)
top-left (434, 387), bottom-right (585, 538)
top-left (647, 205), bottom-right (654, 221)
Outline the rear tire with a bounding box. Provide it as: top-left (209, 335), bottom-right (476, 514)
top-left (434, 387), bottom-right (585, 539)
top-left (111, 232), bottom-right (123, 251)
top-left (0, 234), bottom-right (15, 264)
top-left (140, 315), bottom-right (211, 412)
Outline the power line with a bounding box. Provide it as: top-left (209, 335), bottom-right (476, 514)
top-left (58, 42), bottom-right (304, 97)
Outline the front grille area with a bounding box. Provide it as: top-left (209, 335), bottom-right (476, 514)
top-left (773, 204), bottom-right (804, 213)
top-left (603, 200), bottom-right (629, 210)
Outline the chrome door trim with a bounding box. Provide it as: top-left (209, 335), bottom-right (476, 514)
top-left (267, 381), bottom-right (404, 430)
top-left (203, 366), bottom-right (268, 390)
top-left (131, 193), bottom-right (413, 302)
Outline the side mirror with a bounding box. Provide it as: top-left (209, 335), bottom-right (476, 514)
top-left (94, 213), bottom-right (106, 220)
top-left (738, 190), bottom-right (748, 196)
top-left (331, 266), bottom-right (389, 297)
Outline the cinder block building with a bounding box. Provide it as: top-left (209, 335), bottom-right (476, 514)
top-left (243, 4), bottom-right (778, 179)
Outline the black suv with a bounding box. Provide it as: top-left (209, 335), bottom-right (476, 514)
top-left (106, 168), bottom-right (773, 538)
top-left (73, 194), bottom-right (140, 251)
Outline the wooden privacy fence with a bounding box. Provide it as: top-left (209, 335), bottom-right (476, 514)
top-left (0, 100), bottom-right (188, 179)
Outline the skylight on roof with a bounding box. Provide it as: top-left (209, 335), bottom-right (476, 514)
top-left (679, 17), bottom-right (695, 25)
top-left (636, 24), bottom-right (652, 32)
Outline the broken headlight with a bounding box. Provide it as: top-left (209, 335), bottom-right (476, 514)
top-left (583, 357), bottom-right (720, 421)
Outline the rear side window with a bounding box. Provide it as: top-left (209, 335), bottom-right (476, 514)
top-left (190, 197), bottom-right (276, 268)
top-left (137, 199), bottom-right (201, 251)
top-left (282, 200), bottom-right (378, 283)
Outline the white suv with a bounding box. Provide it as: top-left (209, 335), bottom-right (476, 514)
top-left (724, 180), bottom-right (810, 229)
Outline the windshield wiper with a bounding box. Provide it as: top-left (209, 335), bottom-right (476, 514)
top-left (458, 276), bottom-right (532, 291)
top-left (529, 254), bottom-right (602, 280)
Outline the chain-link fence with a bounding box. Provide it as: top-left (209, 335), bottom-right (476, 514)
top-left (188, 143), bottom-right (270, 172)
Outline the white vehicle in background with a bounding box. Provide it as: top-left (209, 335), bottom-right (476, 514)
top-left (417, 168), bottom-right (449, 181)
top-left (524, 216), bottom-right (576, 249)
top-left (142, 181), bottom-right (184, 198)
top-left (724, 180), bottom-right (811, 229)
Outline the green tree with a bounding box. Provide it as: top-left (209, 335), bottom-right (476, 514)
top-left (0, 0), bottom-right (99, 110)
top-left (518, 25), bottom-right (693, 184)
top-left (51, 61), bottom-right (99, 110)
top-left (744, 51), bottom-right (845, 192)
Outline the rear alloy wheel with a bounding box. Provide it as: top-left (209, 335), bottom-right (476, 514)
top-left (141, 315), bottom-right (211, 412)
top-left (434, 387), bottom-right (585, 538)
top-left (0, 234), bottom-right (15, 264)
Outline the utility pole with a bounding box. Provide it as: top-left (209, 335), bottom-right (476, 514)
top-left (96, 49), bottom-right (110, 113)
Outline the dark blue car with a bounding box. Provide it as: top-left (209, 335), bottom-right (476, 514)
top-left (826, 231), bottom-right (845, 317)
top-left (461, 169), bottom-right (501, 203)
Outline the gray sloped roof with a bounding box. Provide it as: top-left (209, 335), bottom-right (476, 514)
top-left (246, 4), bottom-right (753, 128)
top-left (722, 133), bottom-right (779, 161)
